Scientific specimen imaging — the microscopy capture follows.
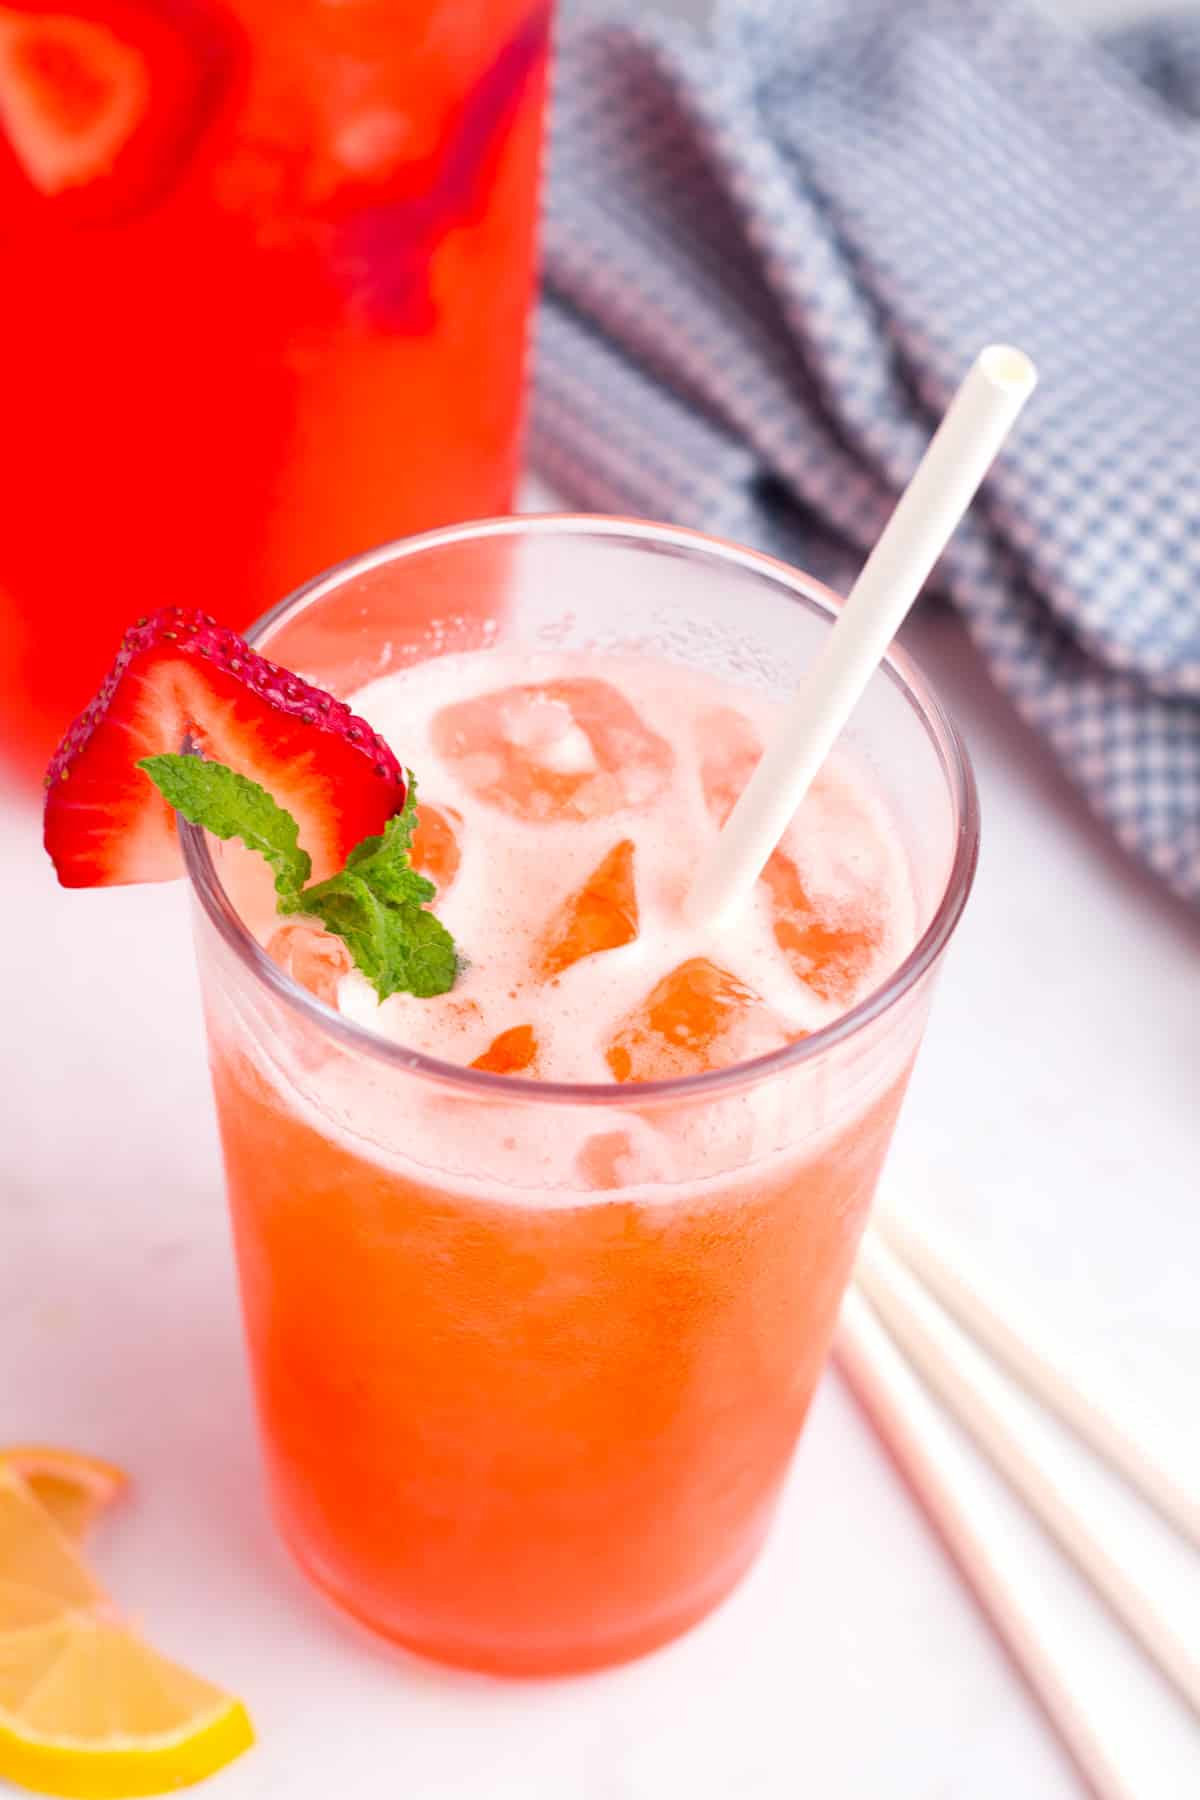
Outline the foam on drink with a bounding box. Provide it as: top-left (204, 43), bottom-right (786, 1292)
top-left (326, 650), bottom-right (917, 1084)
top-left (218, 649), bottom-right (925, 1202)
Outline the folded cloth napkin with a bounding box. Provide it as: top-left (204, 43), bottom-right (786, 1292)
top-left (532, 0), bottom-right (1200, 904)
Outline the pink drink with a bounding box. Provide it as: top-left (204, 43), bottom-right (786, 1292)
top-left (188, 518), bottom-right (977, 1673)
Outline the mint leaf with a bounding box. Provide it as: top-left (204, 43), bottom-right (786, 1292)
top-left (145, 753), bottom-right (459, 1000)
top-left (340, 787), bottom-right (436, 908)
top-left (396, 904), bottom-right (460, 999)
top-left (286, 872), bottom-right (392, 988)
top-left (139, 754), bottom-right (311, 898)
top-left (345, 777), bottom-right (418, 865)
top-left (286, 777), bottom-right (458, 999)
top-left (290, 870), bottom-right (458, 1001)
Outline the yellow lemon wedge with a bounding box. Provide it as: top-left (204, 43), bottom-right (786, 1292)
top-left (0, 1448), bottom-right (128, 1544)
top-left (0, 1467), bottom-right (253, 1797)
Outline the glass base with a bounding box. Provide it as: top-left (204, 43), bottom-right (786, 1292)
top-left (281, 1517), bottom-right (772, 1678)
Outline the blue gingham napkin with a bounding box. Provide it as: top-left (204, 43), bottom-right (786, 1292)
top-left (532, 0), bottom-right (1200, 904)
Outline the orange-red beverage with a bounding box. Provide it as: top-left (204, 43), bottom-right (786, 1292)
top-left (186, 518), bottom-right (978, 1674)
top-left (0, 0), bottom-right (549, 776)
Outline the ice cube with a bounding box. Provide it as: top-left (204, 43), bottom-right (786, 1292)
top-left (266, 921), bottom-right (352, 1007)
top-left (536, 724), bottom-right (598, 774)
top-left (576, 1123), bottom-right (669, 1189)
top-left (604, 957), bottom-right (799, 1082)
top-left (471, 1024), bottom-right (539, 1074)
top-left (410, 801), bottom-right (462, 891)
top-left (698, 705), bottom-right (762, 826)
top-left (698, 709), bottom-right (886, 1006)
top-left (335, 109), bottom-right (408, 174)
top-left (576, 1131), bottom-right (638, 1190)
top-left (499, 693), bottom-right (595, 775)
top-left (431, 679), bottom-right (673, 821)
top-left (541, 839), bottom-right (638, 976)
top-left (763, 852), bottom-right (885, 1005)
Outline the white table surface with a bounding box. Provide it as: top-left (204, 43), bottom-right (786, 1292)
top-left (4, 482), bottom-right (1199, 1797)
top-left (4, 13), bottom-right (1200, 1787)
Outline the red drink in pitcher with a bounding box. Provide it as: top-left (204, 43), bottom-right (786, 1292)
top-left (0, 0), bottom-right (549, 775)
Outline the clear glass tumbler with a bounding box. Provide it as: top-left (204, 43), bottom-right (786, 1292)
top-left (184, 516), bottom-right (979, 1675)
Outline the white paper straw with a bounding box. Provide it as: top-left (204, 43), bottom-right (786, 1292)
top-left (854, 1229), bottom-right (1200, 1719)
top-left (686, 345), bottom-right (1037, 926)
top-left (875, 1202), bottom-right (1200, 1552)
top-left (837, 1288), bottom-right (1143, 1800)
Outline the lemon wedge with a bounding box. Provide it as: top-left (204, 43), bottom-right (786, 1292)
top-left (0, 1466), bottom-right (252, 1796)
top-left (0, 1448), bottom-right (127, 1544)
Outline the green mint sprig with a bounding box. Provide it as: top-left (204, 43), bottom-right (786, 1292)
top-left (140, 754), bottom-right (458, 999)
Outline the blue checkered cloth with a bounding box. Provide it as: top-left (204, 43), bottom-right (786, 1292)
top-left (531, 0), bottom-right (1200, 904)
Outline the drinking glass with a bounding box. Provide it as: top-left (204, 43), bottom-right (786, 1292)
top-left (184, 516), bottom-right (979, 1674)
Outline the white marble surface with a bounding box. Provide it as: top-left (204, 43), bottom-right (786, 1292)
top-left (4, 509), bottom-right (1199, 1795)
top-left (4, 1), bottom-right (1199, 1777)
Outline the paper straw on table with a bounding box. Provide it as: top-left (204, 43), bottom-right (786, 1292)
top-left (837, 1288), bottom-right (1143, 1800)
top-left (874, 1202), bottom-right (1200, 1552)
top-left (687, 345), bottom-right (1036, 926)
top-left (854, 1228), bottom-right (1200, 1719)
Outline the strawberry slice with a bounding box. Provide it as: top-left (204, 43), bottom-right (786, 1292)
top-left (0, 8), bottom-right (147, 195)
top-left (0, 0), bottom-right (238, 223)
top-left (44, 607), bottom-right (407, 889)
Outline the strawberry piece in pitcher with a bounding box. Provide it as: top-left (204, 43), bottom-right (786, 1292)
top-left (0, 0), bottom-right (238, 222)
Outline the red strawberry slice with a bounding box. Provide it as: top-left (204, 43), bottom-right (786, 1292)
top-left (0, 8), bottom-right (146, 194)
top-left (0, 0), bottom-right (238, 223)
top-left (44, 607), bottom-right (407, 889)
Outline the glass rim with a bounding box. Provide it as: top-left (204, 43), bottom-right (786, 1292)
top-left (181, 512), bottom-right (980, 1106)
